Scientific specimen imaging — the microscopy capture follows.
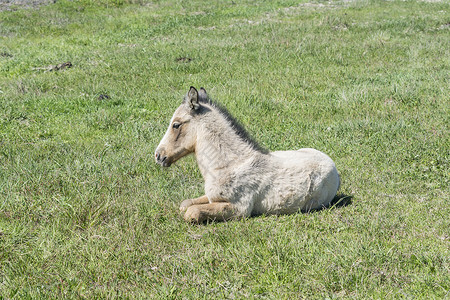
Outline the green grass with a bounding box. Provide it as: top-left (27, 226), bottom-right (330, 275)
top-left (0, 0), bottom-right (449, 298)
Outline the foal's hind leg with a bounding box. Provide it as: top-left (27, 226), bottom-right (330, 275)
top-left (184, 202), bottom-right (235, 223)
top-left (179, 195), bottom-right (209, 212)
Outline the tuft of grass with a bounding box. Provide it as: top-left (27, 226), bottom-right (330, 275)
top-left (0, 0), bottom-right (449, 298)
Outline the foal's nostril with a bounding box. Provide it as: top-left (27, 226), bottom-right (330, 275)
top-left (155, 151), bottom-right (168, 165)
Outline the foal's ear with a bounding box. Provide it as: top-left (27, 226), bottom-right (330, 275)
top-left (187, 86), bottom-right (200, 110)
top-left (198, 87), bottom-right (208, 100)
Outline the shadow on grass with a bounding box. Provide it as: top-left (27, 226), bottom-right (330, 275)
top-left (301, 193), bottom-right (353, 214)
top-left (328, 193), bottom-right (353, 209)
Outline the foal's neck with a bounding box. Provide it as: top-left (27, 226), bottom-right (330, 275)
top-left (194, 106), bottom-right (262, 179)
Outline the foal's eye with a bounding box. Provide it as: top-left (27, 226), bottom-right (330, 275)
top-left (172, 122), bottom-right (181, 129)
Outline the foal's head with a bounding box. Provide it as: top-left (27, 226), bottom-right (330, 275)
top-left (155, 86), bottom-right (207, 167)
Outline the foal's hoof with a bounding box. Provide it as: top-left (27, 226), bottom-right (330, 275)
top-left (179, 199), bottom-right (194, 212)
top-left (184, 206), bottom-right (203, 224)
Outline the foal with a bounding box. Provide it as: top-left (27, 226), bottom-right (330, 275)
top-left (155, 87), bottom-right (340, 223)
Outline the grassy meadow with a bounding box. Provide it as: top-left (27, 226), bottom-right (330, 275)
top-left (0, 0), bottom-right (449, 298)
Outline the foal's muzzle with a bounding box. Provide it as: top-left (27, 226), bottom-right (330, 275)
top-left (155, 150), bottom-right (171, 167)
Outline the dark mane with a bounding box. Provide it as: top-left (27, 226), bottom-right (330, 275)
top-left (197, 96), bottom-right (268, 154)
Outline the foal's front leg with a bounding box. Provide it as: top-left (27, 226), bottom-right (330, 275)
top-left (184, 202), bottom-right (235, 224)
top-left (179, 195), bottom-right (209, 211)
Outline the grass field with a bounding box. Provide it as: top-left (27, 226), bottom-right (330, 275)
top-left (0, 0), bottom-right (449, 298)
